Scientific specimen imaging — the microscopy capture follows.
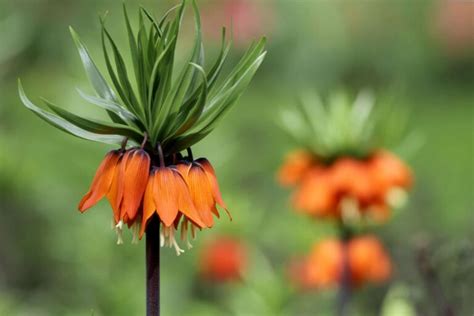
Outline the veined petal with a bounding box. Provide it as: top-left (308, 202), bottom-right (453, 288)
top-left (120, 149), bottom-right (150, 221)
top-left (152, 167), bottom-right (180, 227)
top-left (196, 158), bottom-right (228, 212)
top-left (106, 157), bottom-right (123, 223)
top-left (115, 149), bottom-right (133, 212)
top-left (185, 163), bottom-right (216, 227)
top-left (173, 169), bottom-right (206, 228)
top-left (140, 169), bottom-right (156, 238)
top-left (78, 150), bottom-right (121, 212)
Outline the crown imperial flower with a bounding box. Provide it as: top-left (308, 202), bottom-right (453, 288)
top-left (291, 236), bottom-right (392, 289)
top-left (19, 0), bottom-right (265, 254)
top-left (278, 91), bottom-right (413, 222)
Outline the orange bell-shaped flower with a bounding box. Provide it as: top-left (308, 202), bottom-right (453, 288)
top-left (141, 166), bottom-right (206, 254)
top-left (78, 149), bottom-right (122, 212)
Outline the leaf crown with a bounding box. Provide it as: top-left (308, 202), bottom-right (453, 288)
top-left (279, 90), bottom-right (414, 163)
top-left (19, 0), bottom-right (266, 153)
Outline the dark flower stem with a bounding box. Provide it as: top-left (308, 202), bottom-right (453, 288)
top-left (416, 242), bottom-right (455, 316)
top-left (337, 240), bottom-right (351, 316)
top-left (336, 223), bottom-right (352, 316)
top-left (146, 215), bottom-right (161, 316)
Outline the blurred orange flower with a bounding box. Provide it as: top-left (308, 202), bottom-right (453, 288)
top-left (277, 150), bottom-right (317, 186)
top-left (199, 237), bottom-right (247, 282)
top-left (290, 236), bottom-right (391, 289)
top-left (280, 149), bottom-right (412, 221)
top-left (78, 146), bottom-right (229, 254)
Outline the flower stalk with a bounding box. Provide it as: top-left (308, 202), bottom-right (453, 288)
top-left (18, 0), bottom-right (265, 313)
top-left (146, 215), bottom-right (161, 316)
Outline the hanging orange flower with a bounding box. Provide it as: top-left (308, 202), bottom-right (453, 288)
top-left (283, 151), bottom-right (412, 222)
top-left (349, 235), bottom-right (392, 286)
top-left (77, 139), bottom-right (229, 253)
top-left (199, 237), bottom-right (247, 282)
top-left (141, 166), bottom-right (206, 255)
top-left (293, 236), bottom-right (392, 290)
top-left (78, 149), bottom-right (122, 212)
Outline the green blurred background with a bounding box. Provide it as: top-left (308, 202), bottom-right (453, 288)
top-left (0, 0), bottom-right (472, 315)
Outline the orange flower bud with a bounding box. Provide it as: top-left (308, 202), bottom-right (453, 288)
top-left (78, 150), bottom-right (122, 212)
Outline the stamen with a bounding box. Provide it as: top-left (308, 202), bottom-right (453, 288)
top-left (186, 240), bottom-right (193, 250)
top-left (340, 197), bottom-right (361, 224)
top-left (180, 219), bottom-right (193, 249)
top-left (180, 219), bottom-right (188, 241)
top-left (386, 187), bottom-right (408, 209)
top-left (115, 220), bottom-right (124, 245)
top-left (131, 222), bottom-right (140, 244)
top-left (160, 230), bottom-right (165, 247)
top-left (161, 225), bottom-right (185, 256)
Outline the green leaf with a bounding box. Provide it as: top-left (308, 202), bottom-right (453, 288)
top-left (42, 98), bottom-right (143, 141)
top-left (76, 88), bottom-right (137, 122)
top-left (19, 81), bottom-right (124, 145)
top-left (101, 21), bottom-right (144, 121)
top-left (166, 62), bottom-right (208, 138)
top-left (69, 27), bottom-right (123, 124)
top-left (193, 49), bottom-right (267, 134)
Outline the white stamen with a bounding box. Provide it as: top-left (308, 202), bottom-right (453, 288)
top-left (386, 187), bottom-right (408, 209)
top-left (161, 225), bottom-right (185, 256)
top-left (131, 222), bottom-right (140, 244)
top-left (160, 230), bottom-right (165, 247)
top-left (115, 220), bottom-right (124, 245)
top-left (340, 197), bottom-right (361, 224)
top-left (186, 240), bottom-right (193, 250)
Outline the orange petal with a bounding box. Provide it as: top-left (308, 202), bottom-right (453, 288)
top-left (78, 150), bottom-right (121, 212)
top-left (106, 158), bottom-right (123, 223)
top-left (114, 149), bottom-right (133, 214)
top-left (173, 169), bottom-right (206, 228)
top-left (196, 158), bottom-right (227, 209)
top-left (120, 149), bottom-right (150, 221)
top-left (152, 167), bottom-right (180, 227)
top-left (196, 158), bottom-right (232, 220)
top-left (140, 169), bottom-right (156, 237)
top-left (185, 163), bottom-right (216, 227)
top-left (277, 150), bottom-right (315, 186)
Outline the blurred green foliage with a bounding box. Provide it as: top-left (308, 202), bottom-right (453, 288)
top-left (0, 0), bottom-right (472, 315)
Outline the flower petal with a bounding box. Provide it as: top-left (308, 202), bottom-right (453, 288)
top-left (120, 149), bottom-right (150, 221)
top-left (196, 158), bottom-right (230, 220)
top-left (78, 150), bottom-right (121, 212)
top-left (140, 169), bottom-right (156, 238)
top-left (153, 167), bottom-right (180, 227)
top-left (106, 158), bottom-right (123, 223)
top-left (185, 163), bottom-right (216, 227)
top-left (172, 169), bottom-right (206, 228)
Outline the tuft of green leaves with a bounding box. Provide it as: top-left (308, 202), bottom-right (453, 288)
top-left (19, 0), bottom-right (266, 153)
top-left (279, 90), bottom-right (417, 163)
